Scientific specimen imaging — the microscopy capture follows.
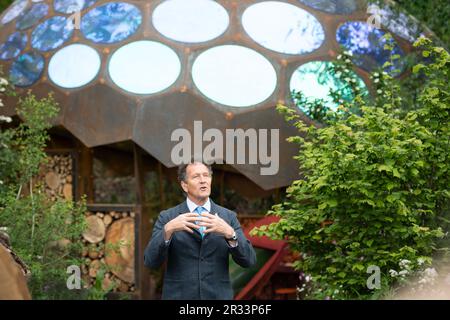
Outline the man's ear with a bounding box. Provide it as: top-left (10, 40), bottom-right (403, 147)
top-left (181, 180), bottom-right (188, 193)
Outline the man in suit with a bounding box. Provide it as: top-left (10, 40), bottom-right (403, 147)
top-left (144, 161), bottom-right (256, 300)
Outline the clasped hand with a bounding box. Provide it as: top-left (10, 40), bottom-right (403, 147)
top-left (164, 212), bottom-right (234, 239)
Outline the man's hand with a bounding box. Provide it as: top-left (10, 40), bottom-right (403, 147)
top-left (198, 212), bottom-right (235, 238)
top-left (164, 213), bottom-right (201, 240)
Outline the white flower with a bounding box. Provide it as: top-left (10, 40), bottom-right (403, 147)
top-left (336, 71), bottom-right (342, 77)
top-left (389, 269), bottom-right (398, 277)
top-left (337, 55), bottom-right (342, 60)
top-left (344, 78), bottom-right (351, 82)
top-left (345, 59), bottom-right (351, 63)
top-left (305, 275), bottom-right (311, 282)
top-left (417, 258), bottom-right (425, 266)
top-left (399, 259), bottom-right (411, 269)
top-left (374, 72), bottom-right (380, 77)
top-left (344, 51), bottom-right (353, 57)
top-left (0, 77), bottom-right (8, 85)
top-left (0, 99), bottom-right (4, 107)
top-left (377, 89), bottom-right (383, 94)
top-left (374, 79), bottom-right (380, 83)
top-left (399, 270), bottom-right (409, 276)
top-left (0, 87), bottom-right (5, 92)
top-left (0, 115), bottom-right (12, 123)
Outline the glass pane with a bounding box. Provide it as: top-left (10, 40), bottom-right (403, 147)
top-left (192, 45), bottom-right (277, 107)
top-left (336, 21), bottom-right (405, 74)
top-left (0, 31), bottom-right (27, 60)
top-left (152, 0), bottom-right (229, 43)
top-left (242, 1), bottom-right (324, 55)
top-left (108, 40), bottom-right (181, 94)
top-left (290, 60), bottom-right (367, 112)
top-left (49, 43), bottom-right (101, 88)
top-left (54, 0), bottom-right (98, 14)
top-left (31, 16), bottom-right (74, 52)
top-left (1, 0), bottom-right (28, 25)
top-left (16, 3), bottom-right (49, 30)
top-left (379, 5), bottom-right (422, 43)
top-left (10, 51), bottom-right (45, 87)
top-left (81, 2), bottom-right (142, 44)
top-left (298, 0), bottom-right (358, 14)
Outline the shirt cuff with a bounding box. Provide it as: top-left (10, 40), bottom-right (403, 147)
top-left (226, 240), bottom-right (238, 248)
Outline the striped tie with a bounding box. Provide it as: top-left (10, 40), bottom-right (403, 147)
top-left (195, 206), bottom-right (206, 238)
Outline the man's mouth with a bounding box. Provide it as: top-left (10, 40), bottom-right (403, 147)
top-left (200, 186), bottom-right (207, 191)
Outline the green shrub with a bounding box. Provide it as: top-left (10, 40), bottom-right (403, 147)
top-left (252, 38), bottom-right (449, 299)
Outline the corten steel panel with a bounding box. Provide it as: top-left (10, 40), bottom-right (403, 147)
top-left (0, 0), bottom-right (420, 190)
top-left (63, 83), bottom-right (137, 147)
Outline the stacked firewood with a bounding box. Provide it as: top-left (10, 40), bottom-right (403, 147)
top-left (81, 210), bottom-right (136, 293)
top-left (38, 154), bottom-right (73, 201)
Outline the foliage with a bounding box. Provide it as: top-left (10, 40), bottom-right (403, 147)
top-left (251, 38), bottom-right (449, 299)
top-left (1, 193), bottom-right (88, 299)
top-left (389, 0), bottom-right (450, 48)
top-left (0, 73), bottom-right (114, 299)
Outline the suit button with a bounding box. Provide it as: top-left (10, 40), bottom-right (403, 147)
top-left (200, 257), bottom-right (204, 261)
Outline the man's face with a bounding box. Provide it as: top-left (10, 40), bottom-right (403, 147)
top-left (181, 162), bottom-right (212, 202)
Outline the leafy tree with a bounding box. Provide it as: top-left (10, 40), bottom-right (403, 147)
top-left (252, 38), bottom-right (449, 299)
top-left (0, 75), bottom-right (115, 299)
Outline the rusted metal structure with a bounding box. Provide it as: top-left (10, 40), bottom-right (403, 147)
top-left (0, 0), bottom-right (425, 299)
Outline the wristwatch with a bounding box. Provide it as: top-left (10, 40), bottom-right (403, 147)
top-left (226, 231), bottom-right (237, 241)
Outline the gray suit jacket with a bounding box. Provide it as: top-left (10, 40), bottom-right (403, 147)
top-left (144, 200), bottom-right (257, 300)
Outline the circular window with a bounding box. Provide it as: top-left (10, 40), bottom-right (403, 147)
top-left (242, 1), bottom-right (324, 55)
top-left (337, 21), bottom-right (405, 74)
top-left (108, 41), bottom-right (181, 95)
top-left (54, 0), bottom-right (98, 14)
top-left (31, 16), bottom-right (74, 52)
top-left (192, 45), bottom-right (277, 107)
top-left (298, 0), bottom-right (358, 15)
top-left (153, 0), bottom-right (229, 43)
top-left (16, 3), bottom-right (48, 31)
top-left (0, 32), bottom-right (27, 60)
top-left (1, 0), bottom-right (29, 25)
top-left (49, 44), bottom-right (101, 89)
top-left (10, 51), bottom-right (45, 87)
top-left (290, 60), bottom-right (367, 112)
top-left (81, 2), bottom-right (142, 44)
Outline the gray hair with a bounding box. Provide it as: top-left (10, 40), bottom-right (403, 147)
top-left (177, 161), bottom-right (213, 183)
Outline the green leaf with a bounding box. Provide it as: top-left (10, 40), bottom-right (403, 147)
top-left (412, 64), bottom-right (425, 74)
top-left (392, 168), bottom-right (401, 178)
top-left (327, 267), bottom-right (337, 273)
top-left (378, 164), bottom-right (392, 172)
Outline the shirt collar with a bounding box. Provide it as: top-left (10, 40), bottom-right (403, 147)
top-left (186, 197), bottom-right (211, 213)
